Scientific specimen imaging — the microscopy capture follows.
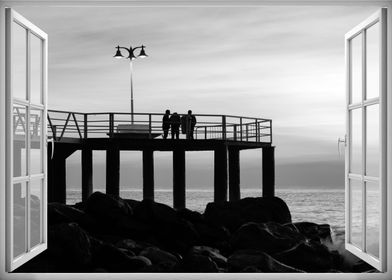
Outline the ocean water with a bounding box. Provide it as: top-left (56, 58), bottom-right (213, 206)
top-left (67, 188), bottom-right (346, 237)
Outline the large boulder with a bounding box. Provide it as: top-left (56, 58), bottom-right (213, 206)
top-left (228, 250), bottom-right (304, 272)
top-left (133, 199), bottom-right (178, 224)
top-left (273, 241), bottom-right (339, 272)
top-left (190, 246), bottom-right (227, 270)
top-left (230, 222), bottom-right (305, 254)
top-left (47, 223), bottom-right (93, 271)
top-left (85, 192), bottom-right (133, 227)
top-left (284, 222), bottom-right (333, 243)
top-left (132, 200), bottom-right (200, 254)
top-left (139, 246), bottom-right (179, 266)
top-left (92, 242), bottom-right (151, 272)
top-left (48, 202), bottom-right (96, 230)
top-left (182, 252), bottom-right (220, 272)
top-left (204, 197), bottom-right (291, 232)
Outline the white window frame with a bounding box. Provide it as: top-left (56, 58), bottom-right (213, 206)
top-left (344, 8), bottom-right (387, 272)
top-left (0, 1), bottom-right (391, 280)
top-left (5, 8), bottom-right (48, 272)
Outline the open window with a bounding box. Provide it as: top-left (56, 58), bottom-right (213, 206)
top-left (5, 8), bottom-right (48, 271)
top-left (345, 8), bottom-right (387, 271)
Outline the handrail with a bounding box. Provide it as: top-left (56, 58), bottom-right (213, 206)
top-left (46, 109), bottom-right (272, 143)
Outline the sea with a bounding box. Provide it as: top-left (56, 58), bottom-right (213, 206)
top-left (67, 188), bottom-right (346, 244)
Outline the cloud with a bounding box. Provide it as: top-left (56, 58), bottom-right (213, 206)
top-left (17, 5), bottom-right (379, 189)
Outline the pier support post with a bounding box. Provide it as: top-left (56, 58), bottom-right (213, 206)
top-left (229, 147), bottom-right (240, 201)
top-left (82, 148), bottom-right (93, 201)
top-left (48, 154), bottom-right (66, 204)
top-left (214, 145), bottom-right (228, 202)
top-left (106, 145), bottom-right (120, 197)
top-left (173, 149), bottom-right (186, 209)
top-left (143, 149), bottom-right (154, 200)
top-left (262, 146), bottom-right (275, 197)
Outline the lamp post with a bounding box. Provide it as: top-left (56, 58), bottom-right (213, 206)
top-left (114, 44), bottom-right (148, 123)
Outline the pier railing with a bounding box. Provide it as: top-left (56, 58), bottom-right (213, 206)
top-left (46, 110), bottom-right (272, 143)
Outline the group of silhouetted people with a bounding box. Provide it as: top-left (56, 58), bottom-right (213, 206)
top-left (162, 110), bottom-right (197, 140)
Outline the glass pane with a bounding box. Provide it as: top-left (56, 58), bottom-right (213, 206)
top-left (30, 179), bottom-right (42, 248)
top-left (366, 22), bottom-right (380, 100)
top-left (12, 22), bottom-right (27, 100)
top-left (30, 34), bottom-right (43, 104)
top-left (13, 105), bottom-right (27, 177)
top-left (351, 33), bottom-right (363, 104)
top-left (350, 179), bottom-right (362, 248)
top-left (366, 104), bottom-right (379, 177)
top-left (30, 109), bottom-right (43, 174)
top-left (350, 109), bottom-right (362, 174)
top-left (366, 181), bottom-right (380, 258)
top-left (14, 182), bottom-right (26, 258)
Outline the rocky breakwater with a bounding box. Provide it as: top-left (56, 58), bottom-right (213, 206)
top-left (16, 192), bottom-right (375, 273)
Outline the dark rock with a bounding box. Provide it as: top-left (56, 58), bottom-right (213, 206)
top-left (285, 222), bottom-right (333, 243)
top-left (47, 223), bottom-right (93, 271)
top-left (228, 250), bottom-right (304, 272)
top-left (139, 246), bottom-right (179, 266)
top-left (193, 222), bottom-right (231, 250)
top-left (85, 192), bottom-right (133, 226)
top-left (177, 208), bottom-right (205, 223)
top-left (92, 242), bottom-right (151, 272)
top-left (231, 222), bottom-right (305, 254)
top-left (182, 252), bottom-right (220, 272)
top-left (190, 246), bottom-right (227, 269)
top-left (133, 199), bottom-right (178, 224)
top-left (154, 219), bottom-right (200, 254)
top-left (273, 241), bottom-right (337, 272)
top-left (48, 202), bottom-right (96, 230)
top-left (204, 197), bottom-right (291, 233)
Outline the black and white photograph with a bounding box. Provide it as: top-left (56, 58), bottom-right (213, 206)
top-left (0, 0), bottom-right (392, 279)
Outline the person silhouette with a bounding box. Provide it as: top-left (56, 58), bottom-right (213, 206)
top-left (169, 112), bottom-right (181, 139)
top-left (186, 110), bottom-right (196, 139)
top-left (162, 109), bottom-right (171, 139)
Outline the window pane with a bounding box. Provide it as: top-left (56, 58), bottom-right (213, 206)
top-left (366, 104), bottom-right (379, 177)
top-left (14, 182), bottom-right (26, 258)
top-left (12, 22), bottom-right (27, 100)
top-left (350, 109), bottom-right (362, 174)
top-left (30, 179), bottom-right (42, 248)
top-left (13, 105), bottom-right (27, 177)
top-left (30, 109), bottom-right (43, 174)
top-left (350, 33), bottom-right (362, 104)
top-left (366, 22), bottom-right (380, 100)
top-left (366, 181), bottom-right (380, 258)
top-left (30, 34), bottom-right (43, 105)
top-left (350, 179), bottom-right (362, 248)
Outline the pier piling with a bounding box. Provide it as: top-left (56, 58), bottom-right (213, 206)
top-left (82, 148), bottom-right (93, 201)
top-left (173, 148), bottom-right (186, 209)
top-left (228, 147), bottom-right (240, 201)
top-left (262, 146), bottom-right (275, 197)
top-left (143, 149), bottom-right (154, 200)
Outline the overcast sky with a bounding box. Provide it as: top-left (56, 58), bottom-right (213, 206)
top-left (18, 5), bottom-right (378, 189)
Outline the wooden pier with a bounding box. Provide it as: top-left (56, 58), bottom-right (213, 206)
top-left (45, 110), bottom-right (275, 209)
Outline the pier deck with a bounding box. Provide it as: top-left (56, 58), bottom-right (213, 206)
top-left (17, 109), bottom-right (275, 209)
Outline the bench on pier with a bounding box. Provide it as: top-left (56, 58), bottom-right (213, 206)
top-left (108, 124), bottom-right (161, 139)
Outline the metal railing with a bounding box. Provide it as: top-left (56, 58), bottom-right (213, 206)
top-left (46, 110), bottom-right (272, 143)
